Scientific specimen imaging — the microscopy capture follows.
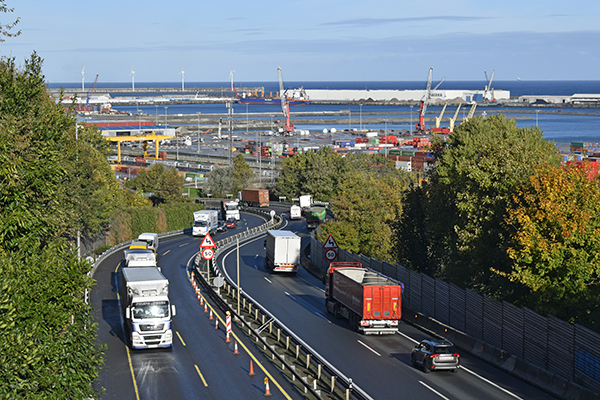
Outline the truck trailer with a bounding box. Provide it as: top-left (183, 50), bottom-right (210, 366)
top-left (265, 230), bottom-right (301, 273)
top-left (239, 189), bottom-right (269, 207)
top-left (305, 205), bottom-right (327, 229)
top-left (123, 248), bottom-right (158, 269)
top-left (193, 209), bottom-right (219, 236)
top-left (325, 262), bottom-right (403, 334)
top-left (121, 267), bottom-right (176, 349)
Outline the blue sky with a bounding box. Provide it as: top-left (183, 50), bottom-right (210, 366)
top-left (3, 0), bottom-right (600, 83)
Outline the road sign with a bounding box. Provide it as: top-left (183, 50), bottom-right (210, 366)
top-left (324, 248), bottom-right (337, 261)
top-left (202, 247), bottom-right (215, 260)
top-left (322, 234), bottom-right (339, 249)
top-left (200, 233), bottom-right (216, 248)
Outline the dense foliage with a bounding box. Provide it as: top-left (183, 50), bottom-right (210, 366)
top-left (504, 162), bottom-right (600, 328)
top-left (125, 163), bottom-right (184, 204)
top-left (0, 53), bottom-right (108, 398)
top-left (205, 153), bottom-right (254, 196)
top-left (397, 115), bottom-right (561, 299)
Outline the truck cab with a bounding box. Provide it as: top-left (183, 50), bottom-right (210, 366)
top-left (137, 233), bottom-right (159, 254)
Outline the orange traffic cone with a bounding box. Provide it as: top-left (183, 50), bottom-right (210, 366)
top-left (225, 332), bottom-right (230, 343)
top-left (200, 296), bottom-right (204, 305)
top-left (215, 319), bottom-right (219, 330)
top-left (264, 378), bottom-right (272, 397)
top-left (209, 310), bottom-right (213, 320)
top-left (249, 360), bottom-right (255, 376)
top-left (204, 303), bottom-right (208, 313)
top-left (234, 341), bottom-right (239, 355)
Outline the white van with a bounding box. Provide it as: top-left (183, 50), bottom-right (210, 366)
top-left (137, 233), bottom-right (159, 254)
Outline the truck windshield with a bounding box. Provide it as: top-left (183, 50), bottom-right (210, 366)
top-left (132, 301), bottom-right (169, 319)
top-left (226, 204), bottom-right (238, 211)
top-left (194, 220), bottom-right (207, 227)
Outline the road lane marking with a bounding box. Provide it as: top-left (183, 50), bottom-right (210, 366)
top-left (315, 311), bottom-right (331, 322)
top-left (194, 364), bottom-right (208, 387)
top-left (253, 265), bottom-right (258, 269)
top-left (357, 340), bottom-right (381, 356)
top-left (461, 366), bottom-right (524, 399)
top-left (162, 250), bottom-right (171, 256)
top-left (179, 242), bottom-right (189, 247)
top-left (419, 381), bottom-right (450, 400)
top-left (176, 331), bottom-right (186, 346)
top-left (126, 346), bottom-right (141, 400)
top-left (264, 277), bottom-right (272, 283)
top-left (397, 332), bottom-right (524, 399)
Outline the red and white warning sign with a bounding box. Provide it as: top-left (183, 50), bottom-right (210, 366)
top-left (324, 248), bottom-right (337, 261)
top-left (201, 247), bottom-right (215, 260)
top-left (200, 233), bottom-right (216, 248)
top-left (322, 234), bottom-right (339, 250)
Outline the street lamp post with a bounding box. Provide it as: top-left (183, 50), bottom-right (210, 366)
top-left (359, 104), bottom-right (362, 130)
top-left (535, 109), bottom-right (540, 127)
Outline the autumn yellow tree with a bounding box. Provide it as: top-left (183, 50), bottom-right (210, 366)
top-left (504, 162), bottom-right (600, 329)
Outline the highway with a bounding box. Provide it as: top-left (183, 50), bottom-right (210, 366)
top-left (91, 212), bottom-right (299, 399)
top-left (92, 207), bottom-right (556, 399)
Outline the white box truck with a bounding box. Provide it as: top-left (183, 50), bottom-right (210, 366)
top-left (123, 248), bottom-right (157, 268)
top-left (265, 230), bottom-right (301, 273)
top-left (193, 210), bottom-right (219, 236)
top-left (121, 267), bottom-right (176, 349)
top-left (299, 195), bottom-right (313, 211)
top-left (137, 232), bottom-right (159, 254)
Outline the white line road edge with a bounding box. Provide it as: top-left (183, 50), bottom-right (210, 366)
top-left (357, 340), bottom-right (381, 357)
top-left (419, 381), bottom-right (451, 400)
top-left (397, 331), bottom-right (524, 400)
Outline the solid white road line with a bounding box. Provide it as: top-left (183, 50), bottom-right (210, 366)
top-left (419, 381), bottom-right (451, 400)
top-left (357, 340), bottom-right (381, 357)
top-left (264, 277), bottom-right (272, 284)
top-left (397, 331), bottom-right (524, 399)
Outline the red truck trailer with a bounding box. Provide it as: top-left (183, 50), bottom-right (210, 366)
top-left (239, 189), bottom-right (269, 207)
top-left (325, 262), bottom-right (403, 334)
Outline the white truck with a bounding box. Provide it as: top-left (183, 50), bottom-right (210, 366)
top-left (121, 267), bottom-right (176, 349)
top-left (299, 195), bottom-right (313, 211)
top-left (265, 230), bottom-right (302, 273)
top-left (123, 248), bottom-right (158, 269)
top-left (137, 232), bottom-right (159, 254)
top-left (290, 205), bottom-right (302, 220)
top-left (193, 209), bottom-right (219, 237)
top-left (221, 200), bottom-right (240, 221)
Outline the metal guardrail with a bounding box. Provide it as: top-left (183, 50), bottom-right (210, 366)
top-left (193, 208), bottom-right (371, 400)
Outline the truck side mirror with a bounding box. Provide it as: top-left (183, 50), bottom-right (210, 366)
top-left (171, 305), bottom-right (177, 316)
top-left (125, 307), bottom-right (131, 319)
top-left (263, 239), bottom-right (266, 248)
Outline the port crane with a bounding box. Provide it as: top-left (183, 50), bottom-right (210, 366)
top-left (415, 67), bottom-right (433, 134)
top-left (483, 70), bottom-right (495, 103)
top-left (449, 104), bottom-right (462, 132)
top-left (86, 74), bottom-right (99, 108)
top-left (277, 67), bottom-right (295, 133)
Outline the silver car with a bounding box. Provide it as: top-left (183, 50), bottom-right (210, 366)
top-left (411, 339), bottom-right (460, 373)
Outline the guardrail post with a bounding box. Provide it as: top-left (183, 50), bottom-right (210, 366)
top-left (306, 354), bottom-right (311, 369)
top-left (262, 315), bottom-right (265, 325)
top-left (286, 336), bottom-right (290, 351)
top-left (330, 376), bottom-right (336, 394)
top-left (277, 328), bottom-right (281, 343)
top-left (269, 321), bottom-right (273, 334)
top-left (296, 344), bottom-right (300, 359)
top-left (318, 364), bottom-right (322, 380)
top-left (255, 309), bottom-right (259, 321)
top-left (243, 298), bottom-right (246, 310)
top-left (248, 303), bottom-right (252, 314)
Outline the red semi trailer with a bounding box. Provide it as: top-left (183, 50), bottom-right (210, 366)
top-left (325, 262), bottom-right (403, 334)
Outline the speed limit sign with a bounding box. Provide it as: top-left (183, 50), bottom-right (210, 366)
top-left (201, 247), bottom-right (215, 260)
top-left (324, 248), bottom-right (337, 261)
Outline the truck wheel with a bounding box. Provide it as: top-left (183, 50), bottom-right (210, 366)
top-left (423, 360), bottom-right (430, 373)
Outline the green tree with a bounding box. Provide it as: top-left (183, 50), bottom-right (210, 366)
top-left (232, 153), bottom-right (254, 191)
top-left (0, 53), bottom-right (104, 398)
top-left (205, 165), bottom-right (235, 197)
top-left (156, 167), bottom-right (184, 203)
top-left (0, 1), bottom-right (20, 42)
top-left (397, 115), bottom-right (560, 297)
top-left (503, 162), bottom-right (600, 328)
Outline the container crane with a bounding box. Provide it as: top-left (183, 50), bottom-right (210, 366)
top-left (483, 70), bottom-right (495, 103)
top-left (277, 67), bottom-right (295, 133)
top-left (430, 102), bottom-right (450, 134)
top-left (86, 74), bottom-right (99, 108)
top-left (415, 67), bottom-right (433, 134)
top-left (449, 104), bottom-right (462, 132)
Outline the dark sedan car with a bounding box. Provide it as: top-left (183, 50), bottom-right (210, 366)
top-left (411, 339), bottom-right (460, 373)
